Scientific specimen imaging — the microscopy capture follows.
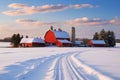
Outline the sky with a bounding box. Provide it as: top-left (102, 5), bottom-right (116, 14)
top-left (0, 0), bottom-right (120, 39)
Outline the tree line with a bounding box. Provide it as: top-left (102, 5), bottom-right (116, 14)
top-left (93, 29), bottom-right (116, 47)
top-left (10, 33), bottom-right (28, 47)
top-left (11, 33), bottom-right (23, 47)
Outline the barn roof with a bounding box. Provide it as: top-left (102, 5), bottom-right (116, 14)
top-left (20, 38), bottom-right (45, 43)
top-left (58, 39), bottom-right (71, 43)
top-left (92, 40), bottom-right (106, 44)
top-left (53, 30), bottom-right (70, 39)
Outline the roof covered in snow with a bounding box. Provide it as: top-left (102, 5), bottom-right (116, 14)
top-left (92, 40), bottom-right (106, 44)
top-left (58, 40), bottom-right (71, 43)
top-left (53, 31), bottom-right (70, 39)
top-left (20, 38), bottom-right (45, 43)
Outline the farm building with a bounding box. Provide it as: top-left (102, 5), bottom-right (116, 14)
top-left (75, 41), bottom-right (84, 47)
top-left (44, 27), bottom-right (72, 47)
top-left (56, 40), bottom-right (72, 47)
top-left (88, 40), bottom-right (106, 47)
top-left (20, 38), bottom-right (45, 47)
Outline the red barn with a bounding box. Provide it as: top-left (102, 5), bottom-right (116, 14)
top-left (88, 40), bottom-right (106, 47)
top-left (44, 29), bottom-right (71, 47)
top-left (20, 38), bottom-right (45, 47)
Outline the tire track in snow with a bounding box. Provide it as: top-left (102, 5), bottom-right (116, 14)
top-left (47, 56), bottom-right (64, 80)
top-left (70, 52), bottom-right (113, 80)
top-left (43, 55), bottom-right (64, 80)
top-left (54, 56), bottom-right (64, 80)
top-left (0, 51), bottom-right (113, 80)
top-left (44, 53), bottom-right (88, 80)
top-left (65, 55), bottom-right (85, 80)
top-left (62, 56), bottom-right (72, 80)
top-left (67, 55), bottom-right (89, 80)
top-left (43, 52), bottom-right (113, 80)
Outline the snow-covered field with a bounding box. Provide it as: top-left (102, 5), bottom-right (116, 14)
top-left (0, 42), bottom-right (11, 48)
top-left (0, 42), bottom-right (120, 80)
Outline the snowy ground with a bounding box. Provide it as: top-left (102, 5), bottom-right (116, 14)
top-left (0, 42), bottom-right (120, 80)
top-left (0, 42), bottom-right (11, 48)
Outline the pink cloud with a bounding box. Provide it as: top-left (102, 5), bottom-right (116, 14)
top-left (34, 4), bottom-right (68, 13)
top-left (16, 19), bottom-right (57, 26)
top-left (2, 3), bottom-right (96, 16)
top-left (70, 4), bottom-right (94, 9)
top-left (2, 4), bottom-right (68, 16)
top-left (109, 16), bottom-right (120, 25)
top-left (2, 9), bottom-right (31, 16)
top-left (63, 17), bottom-right (120, 26)
top-left (8, 3), bottom-right (28, 9)
top-left (16, 17), bottom-right (120, 27)
top-left (16, 19), bottom-right (37, 23)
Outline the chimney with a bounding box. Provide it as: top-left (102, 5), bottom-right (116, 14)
top-left (50, 26), bottom-right (53, 30)
top-left (70, 27), bottom-right (75, 46)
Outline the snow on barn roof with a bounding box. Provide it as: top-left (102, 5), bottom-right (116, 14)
top-left (58, 39), bottom-right (71, 43)
top-left (20, 38), bottom-right (45, 43)
top-left (53, 30), bottom-right (70, 39)
top-left (92, 40), bottom-right (106, 44)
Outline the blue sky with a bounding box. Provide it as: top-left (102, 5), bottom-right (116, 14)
top-left (0, 0), bottom-right (120, 39)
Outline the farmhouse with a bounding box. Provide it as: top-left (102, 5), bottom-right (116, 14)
top-left (44, 27), bottom-right (72, 47)
top-left (20, 38), bottom-right (45, 47)
top-left (88, 40), bottom-right (106, 47)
